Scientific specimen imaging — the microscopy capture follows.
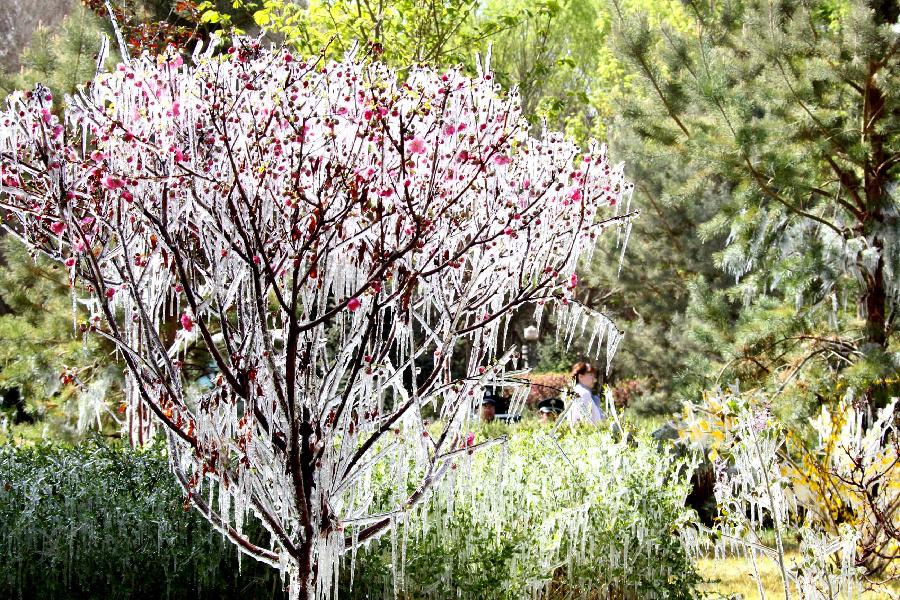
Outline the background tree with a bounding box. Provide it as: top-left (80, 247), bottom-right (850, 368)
top-left (482, 0), bottom-right (603, 138)
top-left (0, 0), bottom-right (74, 73)
top-left (0, 1), bottom-right (120, 439)
top-left (0, 1), bottom-right (107, 99)
top-left (604, 0), bottom-right (900, 415)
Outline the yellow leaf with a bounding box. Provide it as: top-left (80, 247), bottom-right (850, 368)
top-left (254, 9), bottom-right (271, 26)
top-left (200, 10), bottom-right (221, 24)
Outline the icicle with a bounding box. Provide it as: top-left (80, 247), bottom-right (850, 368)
top-left (617, 220), bottom-right (632, 276)
top-left (390, 514), bottom-right (399, 599)
top-left (605, 328), bottom-right (623, 376)
top-left (103, 0), bottom-right (131, 64)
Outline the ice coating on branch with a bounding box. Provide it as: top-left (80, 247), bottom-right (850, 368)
top-left (0, 39), bottom-right (634, 599)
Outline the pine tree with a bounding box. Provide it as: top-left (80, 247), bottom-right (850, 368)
top-left (605, 0), bottom-right (900, 409)
top-left (0, 1), bottom-right (116, 440)
top-left (1, 1), bottom-right (108, 100)
top-left (0, 239), bottom-right (121, 441)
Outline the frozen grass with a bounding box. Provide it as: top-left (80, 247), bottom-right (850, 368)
top-left (697, 553), bottom-right (900, 599)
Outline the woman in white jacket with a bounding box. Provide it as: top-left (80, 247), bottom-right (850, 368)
top-left (568, 362), bottom-right (604, 425)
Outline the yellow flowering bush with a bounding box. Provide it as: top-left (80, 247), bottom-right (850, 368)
top-left (679, 389), bottom-right (900, 595)
top-left (786, 400), bottom-right (900, 579)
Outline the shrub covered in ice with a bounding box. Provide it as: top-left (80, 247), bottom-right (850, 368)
top-left (680, 391), bottom-right (900, 597)
top-left (0, 425), bottom-right (698, 599)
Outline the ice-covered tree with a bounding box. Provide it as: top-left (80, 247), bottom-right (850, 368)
top-left (0, 39), bottom-right (632, 598)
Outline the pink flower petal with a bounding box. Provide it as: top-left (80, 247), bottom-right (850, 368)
top-left (409, 137), bottom-right (427, 155)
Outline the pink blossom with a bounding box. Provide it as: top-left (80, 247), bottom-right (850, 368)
top-left (64, 257), bottom-right (76, 267)
top-left (50, 221), bottom-right (66, 235)
top-left (180, 313), bottom-right (194, 332)
top-left (569, 188), bottom-right (582, 201)
top-left (408, 137), bottom-right (427, 154)
top-left (494, 155), bottom-right (512, 165)
top-left (41, 109), bottom-right (53, 124)
top-left (569, 273), bottom-right (578, 289)
top-left (102, 175), bottom-right (125, 190)
top-left (442, 124), bottom-right (456, 136)
top-left (465, 432), bottom-right (475, 447)
top-left (347, 297), bottom-right (361, 311)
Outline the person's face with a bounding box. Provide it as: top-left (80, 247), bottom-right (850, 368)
top-left (577, 369), bottom-right (596, 388)
top-left (480, 403), bottom-right (496, 422)
top-left (539, 411), bottom-right (557, 424)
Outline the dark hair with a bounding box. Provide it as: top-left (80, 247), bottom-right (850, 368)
top-left (570, 362), bottom-right (595, 381)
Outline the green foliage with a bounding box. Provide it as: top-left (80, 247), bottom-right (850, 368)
top-left (0, 239), bottom-right (120, 442)
top-left (601, 0), bottom-right (900, 413)
top-left (348, 422), bottom-right (700, 599)
top-left (0, 439), bottom-right (281, 599)
top-left (204, 0), bottom-right (510, 70)
top-left (481, 0), bottom-right (606, 138)
top-left (0, 427), bottom-right (699, 599)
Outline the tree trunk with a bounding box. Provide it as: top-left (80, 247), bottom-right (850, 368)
top-left (296, 539), bottom-right (316, 600)
top-left (861, 237), bottom-right (887, 349)
top-left (860, 45), bottom-right (890, 351)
